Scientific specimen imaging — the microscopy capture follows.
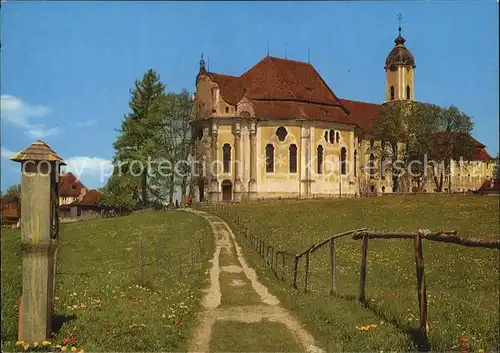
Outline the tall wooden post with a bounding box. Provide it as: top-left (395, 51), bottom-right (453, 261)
top-left (329, 238), bottom-right (337, 295)
top-left (11, 141), bottom-right (65, 343)
top-left (358, 235), bottom-right (369, 305)
top-left (414, 232), bottom-right (428, 342)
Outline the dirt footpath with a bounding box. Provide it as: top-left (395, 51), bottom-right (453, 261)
top-left (184, 208), bottom-right (324, 353)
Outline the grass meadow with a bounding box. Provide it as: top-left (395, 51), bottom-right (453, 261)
top-left (1, 210), bottom-right (214, 352)
top-left (212, 194), bottom-right (500, 352)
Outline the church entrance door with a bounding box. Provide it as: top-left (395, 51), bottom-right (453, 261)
top-left (221, 179), bottom-right (232, 202)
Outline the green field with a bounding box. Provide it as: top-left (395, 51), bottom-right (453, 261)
top-left (1, 210), bottom-right (214, 352)
top-left (211, 195), bottom-right (500, 352)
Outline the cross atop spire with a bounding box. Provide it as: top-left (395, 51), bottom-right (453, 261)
top-left (397, 13), bottom-right (403, 36)
top-left (199, 52), bottom-right (206, 72)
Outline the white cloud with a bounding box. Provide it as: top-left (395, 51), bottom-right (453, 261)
top-left (1, 94), bottom-right (60, 139)
top-left (1, 147), bottom-right (15, 159)
top-left (76, 119), bottom-right (98, 127)
top-left (62, 156), bottom-right (113, 188)
top-left (26, 126), bottom-right (61, 139)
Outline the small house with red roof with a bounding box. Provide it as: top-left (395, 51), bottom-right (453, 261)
top-left (59, 173), bottom-right (102, 219)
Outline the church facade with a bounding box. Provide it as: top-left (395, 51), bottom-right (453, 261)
top-left (191, 28), bottom-right (494, 203)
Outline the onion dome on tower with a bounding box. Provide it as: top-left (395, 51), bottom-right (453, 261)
top-left (385, 15), bottom-right (416, 102)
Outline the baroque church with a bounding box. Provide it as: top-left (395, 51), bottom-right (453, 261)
top-left (192, 26), bottom-right (494, 203)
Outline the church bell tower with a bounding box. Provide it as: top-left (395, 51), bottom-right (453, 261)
top-left (385, 16), bottom-right (416, 102)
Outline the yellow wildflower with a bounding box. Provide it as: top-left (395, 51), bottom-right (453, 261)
top-left (33, 341), bottom-right (39, 347)
top-left (15, 341), bottom-right (24, 346)
top-left (61, 346), bottom-right (68, 352)
top-left (42, 340), bottom-right (51, 346)
top-left (79, 350), bottom-right (84, 353)
top-left (478, 350), bottom-right (485, 353)
top-left (71, 346), bottom-right (77, 352)
top-left (55, 344), bottom-right (62, 348)
top-left (23, 343), bottom-right (30, 351)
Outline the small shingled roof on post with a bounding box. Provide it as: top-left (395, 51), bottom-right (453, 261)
top-left (10, 140), bottom-right (66, 165)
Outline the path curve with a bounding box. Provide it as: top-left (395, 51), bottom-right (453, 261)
top-left (184, 208), bottom-right (324, 353)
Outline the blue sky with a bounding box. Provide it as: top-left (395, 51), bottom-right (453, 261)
top-left (1, 1), bottom-right (498, 191)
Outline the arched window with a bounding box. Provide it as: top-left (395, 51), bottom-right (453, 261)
top-left (336, 131), bottom-right (340, 143)
top-left (329, 129), bottom-right (335, 144)
top-left (317, 145), bottom-right (324, 174)
top-left (370, 138), bottom-right (375, 150)
top-left (406, 85), bottom-right (411, 100)
top-left (354, 150), bottom-right (358, 177)
top-left (265, 144), bottom-right (274, 173)
top-left (289, 144), bottom-right (297, 173)
top-left (340, 147), bottom-right (347, 175)
top-left (223, 144), bottom-right (231, 173)
top-left (369, 153), bottom-right (375, 179)
top-left (381, 140), bottom-right (386, 180)
top-left (390, 86), bottom-right (395, 100)
top-left (324, 131), bottom-right (328, 143)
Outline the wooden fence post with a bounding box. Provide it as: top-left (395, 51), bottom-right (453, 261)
top-left (304, 250), bottom-right (310, 293)
top-left (330, 238), bottom-right (336, 295)
top-left (293, 255), bottom-right (300, 289)
top-left (414, 231), bottom-right (428, 342)
top-left (358, 235), bottom-right (369, 305)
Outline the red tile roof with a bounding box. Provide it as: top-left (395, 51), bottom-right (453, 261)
top-left (431, 132), bottom-right (493, 161)
top-left (478, 179), bottom-right (500, 191)
top-left (202, 56), bottom-right (354, 125)
top-left (339, 99), bottom-right (382, 132)
top-left (60, 172), bottom-right (87, 197)
top-left (69, 189), bottom-right (100, 206)
top-left (473, 147), bottom-right (493, 161)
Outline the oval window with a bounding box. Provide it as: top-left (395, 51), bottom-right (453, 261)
top-left (276, 127), bottom-right (288, 142)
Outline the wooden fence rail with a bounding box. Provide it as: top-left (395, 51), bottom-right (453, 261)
top-left (351, 229), bottom-right (499, 342)
top-left (293, 228), bottom-right (368, 293)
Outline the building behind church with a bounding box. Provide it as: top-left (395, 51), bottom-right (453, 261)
top-left (191, 27), bottom-right (494, 203)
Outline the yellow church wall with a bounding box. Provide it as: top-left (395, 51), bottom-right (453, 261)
top-left (256, 122), bottom-right (301, 195)
top-left (310, 124), bottom-right (357, 196)
top-left (216, 123), bottom-right (235, 185)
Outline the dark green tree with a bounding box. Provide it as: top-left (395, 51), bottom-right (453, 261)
top-left (429, 105), bottom-right (475, 192)
top-left (100, 170), bottom-right (138, 206)
top-left (113, 69), bottom-right (165, 206)
top-left (373, 101), bottom-right (440, 191)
